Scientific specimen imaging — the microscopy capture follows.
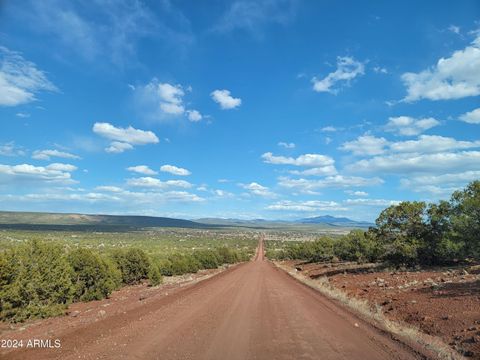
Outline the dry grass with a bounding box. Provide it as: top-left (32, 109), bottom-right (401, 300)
top-left (275, 262), bottom-right (465, 360)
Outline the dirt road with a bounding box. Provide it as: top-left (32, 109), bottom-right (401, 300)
top-left (3, 241), bottom-right (420, 360)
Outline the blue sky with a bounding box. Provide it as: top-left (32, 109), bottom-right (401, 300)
top-left (0, 1), bottom-right (479, 221)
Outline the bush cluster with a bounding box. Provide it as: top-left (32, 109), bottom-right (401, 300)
top-left (0, 241), bottom-right (250, 322)
top-left (268, 180), bottom-right (480, 267)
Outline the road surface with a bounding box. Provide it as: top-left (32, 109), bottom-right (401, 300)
top-left (4, 240), bottom-right (419, 360)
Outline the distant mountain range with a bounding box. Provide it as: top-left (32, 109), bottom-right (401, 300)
top-left (296, 215), bottom-right (374, 228)
top-left (0, 211), bottom-right (373, 231)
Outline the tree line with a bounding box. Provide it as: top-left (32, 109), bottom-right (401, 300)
top-left (268, 180), bottom-right (480, 266)
top-left (0, 243), bottom-right (250, 322)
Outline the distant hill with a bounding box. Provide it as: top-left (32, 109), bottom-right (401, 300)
top-left (196, 216), bottom-right (373, 229)
top-left (297, 215), bottom-right (373, 228)
top-left (0, 211), bottom-right (211, 231)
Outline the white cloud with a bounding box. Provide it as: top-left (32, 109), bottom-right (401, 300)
top-left (448, 25), bottom-right (460, 35)
top-left (16, 112), bottom-right (30, 118)
top-left (344, 198), bottom-right (400, 207)
top-left (312, 56), bottom-right (365, 94)
top-left (32, 149), bottom-right (81, 161)
top-left (262, 152), bottom-right (335, 167)
top-left (384, 116), bottom-right (440, 136)
top-left (0, 163), bottom-right (76, 184)
top-left (0, 46), bottom-right (56, 106)
top-left (278, 175), bottom-right (383, 193)
top-left (127, 165), bottom-right (157, 175)
top-left (459, 108), bottom-right (480, 124)
top-left (278, 141), bottom-right (295, 149)
top-left (389, 135), bottom-right (480, 153)
top-left (401, 35), bottom-right (480, 101)
top-left (340, 135), bottom-right (389, 156)
top-left (94, 186), bottom-right (123, 192)
top-left (348, 151), bottom-right (480, 175)
top-left (160, 164), bottom-right (191, 176)
top-left (135, 79), bottom-right (204, 121)
top-left (105, 142), bottom-right (134, 154)
top-left (240, 182), bottom-right (275, 197)
top-left (373, 66), bottom-right (388, 74)
top-left (127, 176), bottom-right (192, 189)
top-left (46, 163), bottom-right (77, 172)
top-left (211, 89), bottom-right (242, 109)
top-left (341, 134), bottom-right (480, 157)
top-left (266, 200), bottom-right (346, 212)
top-left (186, 109), bottom-right (202, 122)
top-left (157, 82), bottom-right (185, 115)
top-left (345, 190), bottom-right (369, 197)
top-left (289, 166), bottom-right (337, 176)
top-left (93, 122), bottom-right (159, 153)
top-left (0, 142), bottom-right (26, 157)
top-left (320, 126), bottom-right (338, 132)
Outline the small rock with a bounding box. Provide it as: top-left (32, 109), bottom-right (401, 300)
top-left (98, 310), bottom-right (106, 317)
top-left (442, 315), bottom-right (452, 320)
top-left (411, 300), bottom-right (417, 304)
top-left (354, 323), bottom-right (359, 328)
top-left (139, 295), bottom-right (147, 301)
top-left (463, 269), bottom-right (469, 275)
top-left (70, 311), bottom-right (80, 318)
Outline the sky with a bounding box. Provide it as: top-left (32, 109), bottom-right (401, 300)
top-left (0, 0), bottom-right (479, 221)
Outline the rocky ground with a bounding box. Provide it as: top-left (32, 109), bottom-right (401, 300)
top-left (285, 261), bottom-right (480, 359)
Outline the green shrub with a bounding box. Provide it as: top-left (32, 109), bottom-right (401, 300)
top-left (68, 248), bottom-right (121, 301)
top-left (216, 246), bottom-right (239, 264)
top-left (194, 249), bottom-right (220, 269)
top-left (147, 263), bottom-right (163, 286)
top-left (112, 248), bottom-right (151, 284)
top-left (156, 258), bottom-right (174, 276)
top-left (0, 240), bottom-right (74, 322)
top-left (168, 253), bottom-right (200, 275)
top-left (334, 230), bottom-right (381, 263)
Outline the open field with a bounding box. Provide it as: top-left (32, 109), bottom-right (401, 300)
top-left (278, 260), bottom-right (480, 358)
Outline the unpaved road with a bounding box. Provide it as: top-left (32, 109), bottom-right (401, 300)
top-left (3, 241), bottom-right (420, 360)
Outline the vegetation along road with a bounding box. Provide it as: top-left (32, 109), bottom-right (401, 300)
top-left (3, 240), bottom-right (422, 360)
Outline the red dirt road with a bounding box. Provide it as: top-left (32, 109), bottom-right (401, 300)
top-left (3, 241), bottom-right (420, 360)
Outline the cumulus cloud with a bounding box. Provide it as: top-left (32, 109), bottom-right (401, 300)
top-left (459, 108), bottom-right (480, 124)
top-left (127, 165), bottom-right (157, 175)
top-left (344, 198), bottom-right (400, 207)
top-left (240, 182), bottom-right (275, 197)
top-left (93, 122), bottom-right (159, 153)
top-left (0, 46), bottom-right (56, 106)
top-left (311, 56), bottom-right (365, 94)
top-left (105, 142), bottom-right (134, 154)
top-left (0, 142), bottom-right (26, 157)
top-left (340, 135), bottom-right (389, 156)
top-left (262, 152), bottom-right (334, 167)
top-left (341, 134), bottom-right (480, 157)
top-left (160, 164), bottom-right (191, 176)
top-left (127, 176), bottom-right (192, 189)
top-left (266, 200), bottom-right (346, 212)
top-left (345, 190), bottom-right (369, 197)
top-left (384, 116), bottom-right (440, 136)
top-left (278, 141), bottom-right (295, 149)
top-left (401, 35), bottom-right (480, 101)
top-left (32, 149), bottom-right (81, 161)
top-left (389, 135), bottom-right (480, 153)
top-left (135, 79), bottom-right (204, 121)
top-left (401, 170), bottom-right (480, 195)
top-left (278, 175), bottom-right (383, 193)
top-left (0, 163), bottom-right (76, 184)
top-left (348, 151), bottom-right (480, 175)
top-left (211, 89), bottom-right (242, 109)
top-left (186, 109), bottom-right (202, 122)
